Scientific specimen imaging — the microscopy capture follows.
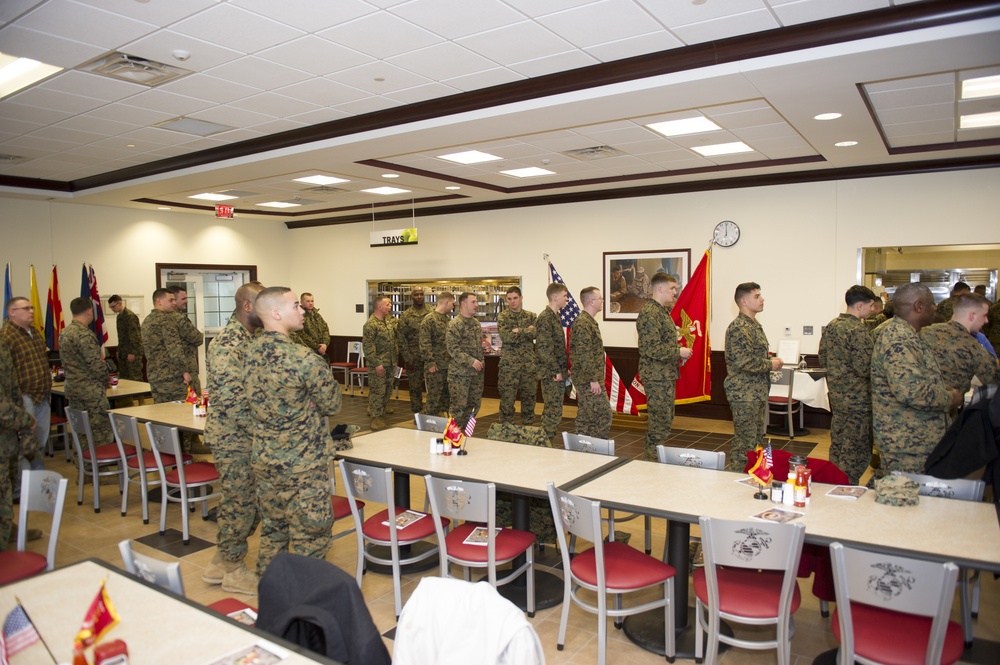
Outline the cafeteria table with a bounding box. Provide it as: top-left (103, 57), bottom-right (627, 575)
top-left (767, 368), bottom-right (829, 436)
top-left (109, 401), bottom-right (207, 434)
top-left (53, 379), bottom-right (152, 405)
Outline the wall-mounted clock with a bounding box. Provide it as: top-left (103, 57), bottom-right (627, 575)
top-left (713, 220), bottom-right (740, 247)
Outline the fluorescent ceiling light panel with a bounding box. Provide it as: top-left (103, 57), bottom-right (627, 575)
top-left (445, 186), bottom-right (461, 190)
top-left (382, 173), bottom-right (399, 178)
top-left (960, 111), bottom-right (1000, 129)
top-left (500, 167), bottom-right (555, 178)
top-left (362, 186), bottom-right (411, 195)
top-left (961, 74), bottom-right (1000, 100)
top-left (155, 117), bottom-right (233, 136)
top-left (293, 175), bottom-right (349, 185)
top-left (437, 150), bottom-right (502, 164)
top-left (258, 201), bottom-right (301, 208)
top-left (814, 112), bottom-right (842, 120)
top-left (834, 140), bottom-right (858, 147)
top-left (646, 117), bottom-right (720, 137)
top-left (691, 142), bottom-right (754, 157)
top-left (0, 52), bottom-right (62, 99)
top-left (189, 192), bottom-right (237, 201)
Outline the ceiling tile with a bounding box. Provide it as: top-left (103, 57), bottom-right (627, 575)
top-left (387, 42), bottom-right (498, 80)
top-left (63, 143), bottom-right (137, 160)
top-left (890, 132), bottom-right (954, 147)
top-left (535, 0), bottom-right (663, 49)
top-left (883, 118), bottom-right (955, 138)
top-left (671, 10), bottom-right (779, 44)
top-left (442, 67), bottom-right (524, 92)
top-left (37, 69), bottom-right (143, 102)
top-left (0, 0), bottom-right (44, 26)
top-left (229, 92), bottom-right (321, 118)
top-left (0, 25), bottom-right (104, 68)
top-left (0, 101), bottom-right (74, 124)
top-left (457, 21), bottom-right (574, 65)
top-left (118, 126), bottom-right (198, 146)
top-left (711, 107), bottom-right (785, 129)
top-left (90, 136), bottom-right (167, 153)
top-left (771, 0), bottom-right (889, 27)
top-left (53, 114), bottom-right (135, 136)
top-left (383, 82), bottom-right (462, 104)
top-left (88, 101), bottom-right (174, 126)
top-left (229, 0), bottom-right (377, 32)
top-left (507, 49), bottom-right (599, 77)
top-left (389, 0), bottom-right (525, 40)
top-left (207, 56), bottom-right (313, 88)
top-left (249, 118), bottom-right (307, 135)
top-left (585, 31), bottom-right (683, 62)
top-left (121, 89), bottom-right (215, 116)
top-left (868, 83), bottom-right (955, 109)
top-left (27, 125), bottom-right (104, 145)
top-left (19, 0), bottom-right (156, 49)
top-left (3, 133), bottom-right (79, 153)
top-left (121, 30), bottom-right (244, 72)
top-left (276, 78), bottom-right (370, 106)
top-left (158, 74), bottom-right (263, 104)
top-left (255, 36), bottom-right (373, 76)
top-left (73, 0), bottom-right (217, 25)
top-left (8, 86), bottom-right (106, 114)
top-left (170, 4), bottom-right (305, 55)
top-left (332, 61), bottom-right (433, 95)
top-left (333, 96), bottom-right (404, 116)
top-left (578, 125), bottom-right (657, 144)
top-left (317, 12), bottom-right (444, 60)
top-left (501, 0), bottom-right (602, 18)
top-left (875, 103), bottom-right (953, 124)
top-left (189, 104), bottom-right (276, 128)
top-left (637, 0), bottom-right (765, 28)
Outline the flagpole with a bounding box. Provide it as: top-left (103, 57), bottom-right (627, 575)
top-left (13, 597), bottom-right (58, 665)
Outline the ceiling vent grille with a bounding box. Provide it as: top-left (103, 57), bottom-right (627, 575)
top-left (301, 186), bottom-right (350, 194)
top-left (77, 52), bottom-right (191, 87)
top-left (562, 145), bottom-right (623, 160)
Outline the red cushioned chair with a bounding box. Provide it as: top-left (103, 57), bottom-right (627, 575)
top-left (66, 407), bottom-right (136, 513)
top-left (547, 482), bottom-right (676, 665)
top-left (145, 422), bottom-right (220, 545)
top-left (0, 470), bottom-right (68, 585)
top-left (46, 413), bottom-right (71, 461)
top-left (694, 516), bottom-right (805, 665)
top-left (330, 341), bottom-right (361, 390)
top-left (424, 474), bottom-right (536, 616)
top-left (830, 541), bottom-right (964, 665)
top-left (330, 459), bottom-right (364, 544)
top-left (768, 368), bottom-right (803, 439)
top-left (110, 412), bottom-right (192, 524)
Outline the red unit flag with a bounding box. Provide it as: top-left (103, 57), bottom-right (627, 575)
top-left (670, 248), bottom-right (712, 404)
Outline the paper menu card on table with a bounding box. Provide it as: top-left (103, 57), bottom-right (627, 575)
top-left (826, 486), bottom-right (867, 500)
top-left (462, 526), bottom-right (501, 545)
top-left (206, 640), bottom-right (288, 664)
top-left (750, 508), bottom-right (803, 524)
top-left (777, 339), bottom-right (800, 365)
top-left (382, 509), bottom-right (427, 529)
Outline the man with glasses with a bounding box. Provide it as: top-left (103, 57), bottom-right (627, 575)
top-left (1, 298), bottom-right (50, 482)
top-left (570, 287), bottom-right (612, 439)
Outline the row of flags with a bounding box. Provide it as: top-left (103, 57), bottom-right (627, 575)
top-left (2, 263), bottom-right (107, 349)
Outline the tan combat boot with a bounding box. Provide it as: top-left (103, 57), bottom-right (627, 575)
top-left (221, 562), bottom-right (259, 596)
top-left (370, 418), bottom-right (387, 431)
top-left (202, 551), bottom-right (225, 584)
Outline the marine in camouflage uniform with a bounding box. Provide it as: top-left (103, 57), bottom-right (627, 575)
top-left (246, 287), bottom-right (342, 576)
top-left (363, 296), bottom-right (400, 429)
top-left (59, 310), bottom-right (112, 446)
top-left (922, 312), bottom-right (998, 396)
top-left (985, 300), bottom-right (1000, 350)
top-left (419, 294), bottom-right (454, 416)
top-left (173, 311), bottom-right (204, 393)
top-left (536, 284), bottom-right (569, 440)
top-left (570, 289), bottom-right (612, 440)
top-left (110, 298), bottom-right (143, 381)
top-left (0, 343), bottom-right (36, 550)
top-left (399, 289), bottom-right (431, 414)
top-left (933, 283), bottom-right (970, 324)
top-left (302, 309), bottom-right (330, 357)
top-left (498, 288), bottom-right (537, 426)
top-left (447, 293), bottom-right (486, 432)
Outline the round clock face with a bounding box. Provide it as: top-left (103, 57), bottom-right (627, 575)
top-left (714, 220), bottom-right (740, 247)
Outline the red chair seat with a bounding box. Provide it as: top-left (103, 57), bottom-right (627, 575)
top-left (330, 361), bottom-right (357, 369)
top-left (572, 541), bottom-right (676, 590)
top-left (83, 443), bottom-right (135, 461)
top-left (164, 462), bottom-right (218, 485)
top-left (208, 597), bottom-right (257, 618)
top-left (694, 567), bottom-right (802, 619)
top-left (362, 508), bottom-right (447, 543)
top-left (350, 368), bottom-right (369, 375)
top-left (445, 523), bottom-right (536, 563)
top-left (767, 396), bottom-right (799, 404)
top-left (0, 551), bottom-right (47, 585)
top-left (51, 415), bottom-right (68, 425)
top-left (332, 495), bottom-right (364, 521)
top-left (832, 602), bottom-right (964, 665)
top-left (127, 451), bottom-right (192, 469)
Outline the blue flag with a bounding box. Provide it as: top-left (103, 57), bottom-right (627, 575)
top-left (3, 262), bottom-right (11, 320)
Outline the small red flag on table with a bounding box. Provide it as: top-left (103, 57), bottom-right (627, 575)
top-left (748, 443), bottom-right (774, 486)
top-left (75, 581), bottom-right (120, 649)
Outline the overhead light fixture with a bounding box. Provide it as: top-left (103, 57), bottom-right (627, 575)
top-left (691, 142), bottom-right (754, 157)
top-left (445, 186), bottom-right (461, 190)
top-left (77, 51), bottom-right (191, 86)
top-left (646, 116), bottom-right (721, 137)
top-left (834, 140), bottom-right (858, 147)
top-left (0, 52), bottom-right (62, 99)
top-left (814, 112), bottom-right (842, 120)
top-left (189, 193), bottom-right (238, 201)
top-left (155, 117), bottom-right (234, 137)
top-left (258, 201), bottom-right (301, 208)
top-left (500, 167), bottom-right (556, 178)
top-left (157, 206), bottom-right (171, 210)
top-left (960, 111), bottom-right (1000, 129)
top-left (293, 174), bottom-right (349, 185)
top-left (437, 150), bottom-right (502, 164)
top-left (381, 173), bottom-right (399, 178)
top-left (362, 186), bottom-right (411, 195)
top-left (961, 74), bottom-right (1000, 100)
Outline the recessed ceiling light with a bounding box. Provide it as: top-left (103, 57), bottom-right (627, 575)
top-left (0, 52), bottom-right (62, 99)
top-left (189, 192), bottom-right (237, 201)
top-left (157, 206), bottom-right (171, 210)
top-left (126, 144), bottom-right (135, 148)
top-left (382, 173), bottom-right (399, 178)
top-left (500, 167), bottom-right (556, 178)
top-left (445, 186), bottom-right (461, 190)
top-left (258, 201), bottom-right (301, 208)
top-left (646, 117), bottom-right (721, 137)
top-left (834, 140), bottom-right (858, 147)
top-left (155, 117), bottom-right (233, 136)
top-left (691, 142), bottom-right (754, 157)
top-left (961, 74), bottom-right (1000, 100)
top-left (362, 186), bottom-right (411, 195)
top-left (293, 175), bottom-right (349, 185)
top-left (437, 150), bottom-right (502, 164)
top-left (960, 111), bottom-right (1000, 129)
top-left (814, 112), bottom-right (842, 120)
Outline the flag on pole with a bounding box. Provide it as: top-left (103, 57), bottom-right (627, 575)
top-left (88, 265), bottom-right (108, 345)
top-left (2, 263), bottom-right (11, 321)
top-left (748, 443), bottom-right (774, 486)
top-left (45, 266), bottom-right (65, 351)
top-left (75, 581), bottom-right (120, 649)
top-left (28, 265), bottom-right (44, 335)
top-left (463, 414), bottom-right (477, 438)
top-left (671, 248), bottom-right (712, 403)
top-left (2, 604), bottom-right (40, 658)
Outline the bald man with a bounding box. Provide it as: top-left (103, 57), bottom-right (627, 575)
top-left (202, 282), bottom-right (265, 596)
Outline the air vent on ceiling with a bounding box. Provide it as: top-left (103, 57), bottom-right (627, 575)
top-left (301, 185), bottom-right (350, 194)
top-left (78, 52), bottom-right (191, 86)
top-left (562, 145), bottom-right (624, 160)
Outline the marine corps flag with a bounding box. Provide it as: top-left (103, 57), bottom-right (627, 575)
top-left (74, 581), bottom-right (120, 649)
top-left (670, 248), bottom-right (712, 404)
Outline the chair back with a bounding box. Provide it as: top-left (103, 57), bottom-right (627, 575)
top-left (65, 406), bottom-right (96, 457)
top-left (770, 367), bottom-right (795, 392)
top-left (339, 461), bottom-right (399, 544)
top-left (562, 432), bottom-right (615, 456)
top-left (347, 340), bottom-right (363, 362)
top-left (898, 473), bottom-right (985, 501)
top-left (425, 475), bottom-right (496, 572)
top-left (144, 422), bottom-right (187, 486)
top-left (414, 413), bottom-right (448, 433)
top-left (657, 445), bottom-right (726, 470)
top-left (547, 481), bottom-right (607, 580)
top-left (110, 412), bottom-right (145, 471)
top-left (17, 469), bottom-right (68, 569)
top-left (118, 539), bottom-right (185, 596)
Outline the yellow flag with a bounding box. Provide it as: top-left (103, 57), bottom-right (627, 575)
top-left (29, 264), bottom-right (44, 335)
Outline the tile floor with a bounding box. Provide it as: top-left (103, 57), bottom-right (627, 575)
top-left (16, 389), bottom-right (1000, 664)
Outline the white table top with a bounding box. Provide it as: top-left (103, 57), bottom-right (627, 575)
top-left (109, 401), bottom-right (206, 433)
top-left (769, 369), bottom-right (829, 411)
top-left (53, 379), bottom-right (151, 399)
top-left (0, 560), bottom-right (338, 664)
top-left (574, 460), bottom-right (1000, 573)
top-left (340, 428), bottom-right (622, 497)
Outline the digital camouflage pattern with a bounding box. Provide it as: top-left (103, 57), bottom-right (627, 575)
top-left (363, 314), bottom-right (400, 420)
top-left (984, 301), bottom-right (1000, 349)
top-left (245, 330), bottom-right (342, 575)
top-left (115, 307), bottom-right (143, 380)
top-left (871, 317), bottom-right (952, 475)
top-left (172, 311), bottom-right (204, 394)
top-left (486, 422), bottom-right (550, 447)
top-left (535, 307), bottom-right (567, 439)
top-left (874, 474), bottom-right (920, 507)
top-left (818, 313), bottom-right (875, 484)
top-left (0, 343), bottom-right (35, 550)
top-left (488, 424), bottom-right (557, 543)
top-left (934, 297), bottom-right (955, 324)
top-left (142, 309), bottom-right (189, 402)
top-left (447, 314), bottom-right (484, 430)
top-left (300, 308), bottom-right (330, 354)
top-left (724, 313), bottom-right (772, 471)
top-left (570, 311), bottom-right (611, 439)
top-left (59, 320), bottom-right (112, 446)
top-left (400, 305), bottom-right (430, 413)
top-left (921, 321), bottom-right (998, 394)
top-left (498, 307), bottom-right (537, 426)
top-left (637, 299), bottom-right (680, 459)
top-left (864, 312), bottom-right (887, 331)
top-left (419, 311), bottom-right (450, 416)
top-left (205, 315), bottom-right (259, 564)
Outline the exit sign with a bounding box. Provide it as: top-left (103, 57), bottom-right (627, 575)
top-left (215, 205), bottom-right (234, 218)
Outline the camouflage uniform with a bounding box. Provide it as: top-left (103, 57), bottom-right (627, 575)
top-left (921, 321), bottom-right (998, 394)
top-left (115, 307), bottom-right (143, 381)
top-left (447, 315), bottom-right (484, 431)
top-left (723, 313), bottom-right (771, 472)
top-left (864, 312), bottom-right (887, 331)
top-left (0, 344), bottom-right (35, 551)
top-left (300, 308), bottom-right (330, 355)
top-left (629, 271), bottom-right (651, 298)
top-left (535, 307), bottom-right (568, 439)
top-left (569, 311), bottom-right (612, 439)
top-left (400, 305), bottom-right (430, 414)
top-left (984, 301), bottom-right (1000, 349)
top-left (204, 315), bottom-right (259, 564)
top-left (637, 299), bottom-right (680, 460)
top-left (934, 297), bottom-right (955, 324)
top-left (59, 320), bottom-right (113, 446)
top-left (246, 330), bottom-right (342, 575)
top-left (871, 317), bottom-right (952, 475)
top-left (609, 274), bottom-right (627, 301)
top-left (362, 314), bottom-right (399, 420)
top-left (419, 311), bottom-right (450, 415)
top-left (818, 313), bottom-right (874, 484)
top-left (143, 309), bottom-right (198, 451)
top-left (173, 311), bottom-right (204, 394)
top-left (498, 308), bottom-right (537, 426)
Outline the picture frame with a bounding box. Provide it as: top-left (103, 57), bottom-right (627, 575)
top-left (602, 249), bottom-right (690, 321)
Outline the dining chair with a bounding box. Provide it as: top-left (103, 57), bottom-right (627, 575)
top-left (348, 346), bottom-right (368, 396)
top-left (145, 422), bottom-right (221, 545)
top-left (767, 367), bottom-right (803, 439)
top-left (66, 407), bottom-right (135, 513)
top-left (694, 516), bottom-right (805, 665)
top-left (829, 541), bottom-right (964, 665)
top-left (546, 482), bottom-right (676, 665)
top-left (110, 412), bottom-right (191, 524)
top-left (46, 413), bottom-right (71, 461)
top-left (413, 413), bottom-right (448, 433)
top-left (339, 460), bottom-right (448, 618)
top-left (423, 474), bottom-right (536, 616)
top-left (0, 470), bottom-right (68, 585)
top-left (330, 340), bottom-right (362, 390)
top-left (655, 445), bottom-right (726, 563)
top-left (329, 459), bottom-right (365, 545)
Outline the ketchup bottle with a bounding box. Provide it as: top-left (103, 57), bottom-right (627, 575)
top-left (793, 465), bottom-right (807, 508)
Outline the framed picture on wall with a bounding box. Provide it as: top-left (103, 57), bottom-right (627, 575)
top-left (602, 248), bottom-right (690, 321)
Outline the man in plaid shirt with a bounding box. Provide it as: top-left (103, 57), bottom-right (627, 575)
top-left (2, 297), bottom-right (51, 485)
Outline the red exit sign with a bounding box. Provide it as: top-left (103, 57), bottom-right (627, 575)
top-left (215, 205), bottom-right (234, 218)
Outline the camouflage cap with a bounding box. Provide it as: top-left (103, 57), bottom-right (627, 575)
top-left (487, 422), bottom-right (551, 447)
top-left (874, 474), bottom-right (920, 507)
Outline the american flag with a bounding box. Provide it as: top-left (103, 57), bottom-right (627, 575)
top-left (464, 414), bottom-right (477, 438)
top-left (2, 604), bottom-right (40, 660)
top-left (764, 442), bottom-right (773, 470)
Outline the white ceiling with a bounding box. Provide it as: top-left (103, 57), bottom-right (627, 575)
top-left (0, 0), bottom-right (998, 224)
